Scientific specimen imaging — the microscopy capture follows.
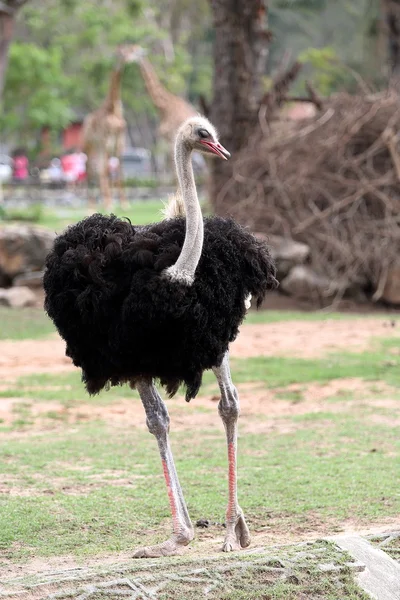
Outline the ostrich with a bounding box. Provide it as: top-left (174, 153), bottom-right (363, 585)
top-left (44, 116), bottom-right (277, 558)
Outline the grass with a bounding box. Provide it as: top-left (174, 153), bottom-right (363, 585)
top-left (368, 533), bottom-right (400, 562)
top-left (0, 307), bottom-right (55, 340)
top-left (223, 346), bottom-right (400, 389)
top-left (0, 333), bottom-right (400, 563)
top-left (2, 195), bottom-right (214, 233)
top-left (1, 406), bottom-right (399, 574)
top-left (243, 310), bottom-right (387, 324)
top-left (0, 309), bottom-right (398, 600)
top-left (34, 200), bottom-right (165, 233)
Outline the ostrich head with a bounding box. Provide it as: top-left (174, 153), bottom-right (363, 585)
top-left (177, 116), bottom-right (231, 160)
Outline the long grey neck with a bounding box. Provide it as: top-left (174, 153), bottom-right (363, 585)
top-left (164, 139), bottom-right (204, 285)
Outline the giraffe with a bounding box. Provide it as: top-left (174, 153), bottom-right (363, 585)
top-left (130, 46), bottom-right (198, 164)
top-left (81, 45), bottom-right (137, 209)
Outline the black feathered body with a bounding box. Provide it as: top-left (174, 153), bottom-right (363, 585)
top-left (44, 213), bottom-right (277, 400)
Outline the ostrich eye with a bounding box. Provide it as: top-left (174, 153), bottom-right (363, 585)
top-left (198, 128), bottom-right (209, 139)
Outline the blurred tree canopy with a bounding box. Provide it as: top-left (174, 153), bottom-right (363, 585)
top-left (0, 0), bottom-right (30, 98)
top-left (0, 0), bottom-right (396, 152)
top-left (270, 0), bottom-right (386, 93)
top-left (1, 0), bottom-right (212, 149)
top-left (0, 42), bottom-right (72, 143)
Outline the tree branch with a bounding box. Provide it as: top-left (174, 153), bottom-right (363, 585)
top-left (305, 80), bottom-right (323, 111)
top-left (259, 61), bottom-right (302, 114)
top-left (282, 95), bottom-right (321, 106)
top-left (198, 94), bottom-right (210, 118)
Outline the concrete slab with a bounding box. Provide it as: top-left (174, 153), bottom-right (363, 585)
top-left (335, 535), bottom-right (400, 600)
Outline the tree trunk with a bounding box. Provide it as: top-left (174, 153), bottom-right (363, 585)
top-left (0, 11), bottom-right (15, 100)
top-left (0, 1), bottom-right (30, 100)
top-left (209, 0), bottom-right (270, 213)
top-left (383, 0), bottom-right (400, 89)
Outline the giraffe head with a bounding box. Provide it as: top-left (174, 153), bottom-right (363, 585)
top-left (176, 116), bottom-right (231, 160)
top-left (117, 44), bottom-right (147, 64)
top-left (116, 44), bottom-right (146, 64)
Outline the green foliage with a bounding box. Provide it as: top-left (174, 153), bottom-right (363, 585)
top-left (0, 0), bottom-right (389, 153)
top-left (298, 46), bottom-right (349, 94)
top-left (0, 43), bottom-right (72, 140)
top-left (0, 0), bottom-right (212, 151)
top-left (269, 0), bottom-right (383, 92)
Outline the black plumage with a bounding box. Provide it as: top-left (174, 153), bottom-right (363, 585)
top-left (44, 213), bottom-right (277, 401)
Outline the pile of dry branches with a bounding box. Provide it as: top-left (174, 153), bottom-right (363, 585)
top-left (218, 92), bottom-right (400, 301)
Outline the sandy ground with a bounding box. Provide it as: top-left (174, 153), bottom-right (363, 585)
top-left (0, 317), bottom-right (398, 382)
top-left (231, 317), bottom-right (399, 358)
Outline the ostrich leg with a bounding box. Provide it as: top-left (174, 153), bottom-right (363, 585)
top-left (133, 380), bottom-right (194, 558)
top-left (213, 353), bottom-right (251, 552)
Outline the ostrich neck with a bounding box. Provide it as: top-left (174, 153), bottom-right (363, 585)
top-left (169, 141), bottom-right (204, 283)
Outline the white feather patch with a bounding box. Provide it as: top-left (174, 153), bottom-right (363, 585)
top-left (164, 265), bottom-right (194, 285)
top-left (244, 294), bottom-right (252, 310)
top-left (161, 190), bottom-right (186, 219)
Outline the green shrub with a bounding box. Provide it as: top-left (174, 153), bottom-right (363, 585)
top-left (0, 203), bottom-right (44, 223)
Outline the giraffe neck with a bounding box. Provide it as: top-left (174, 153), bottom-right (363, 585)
top-left (103, 63), bottom-right (123, 115)
top-left (138, 57), bottom-right (173, 111)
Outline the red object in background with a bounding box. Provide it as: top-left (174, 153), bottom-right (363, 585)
top-left (63, 123), bottom-right (83, 150)
top-left (61, 151), bottom-right (87, 182)
top-left (61, 153), bottom-right (79, 182)
top-left (13, 155), bottom-right (29, 180)
top-left (76, 152), bottom-right (87, 181)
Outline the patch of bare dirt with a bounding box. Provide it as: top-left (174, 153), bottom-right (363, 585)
top-left (366, 414), bottom-right (400, 427)
top-left (231, 317), bottom-right (400, 359)
top-left (1, 379), bottom-right (398, 437)
top-left (273, 378), bottom-right (395, 404)
top-left (0, 475), bottom-right (155, 499)
top-left (0, 336), bottom-right (74, 381)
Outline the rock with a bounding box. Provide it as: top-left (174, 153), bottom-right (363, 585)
top-left (255, 233), bottom-right (310, 278)
top-left (381, 266), bottom-right (400, 305)
top-left (196, 519), bottom-right (211, 528)
top-left (0, 286), bottom-right (36, 308)
top-left (280, 265), bottom-right (341, 300)
top-left (13, 270), bottom-right (44, 288)
top-left (0, 225), bottom-right (54, 282)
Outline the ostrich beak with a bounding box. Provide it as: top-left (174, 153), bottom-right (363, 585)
top-left (200, 140), bottom-right (231, 160)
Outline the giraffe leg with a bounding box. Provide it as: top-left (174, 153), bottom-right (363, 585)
top-left (100, 157), bottom-right (112, 211)
top-left (116, 159), bottom-right (127, 208)
top-left (133, 380), bottom-right (194, 558)
top-left (86, 157), bottom-right (96, 211)
top-left (213, 353), bottom-right (251, 552)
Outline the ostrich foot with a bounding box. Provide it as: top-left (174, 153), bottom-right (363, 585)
top-left (133, 529), bottom-right (194, 558)
top-left (222, 511), bottom-right (251, 552)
